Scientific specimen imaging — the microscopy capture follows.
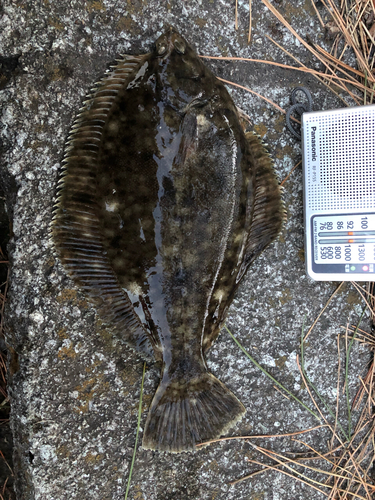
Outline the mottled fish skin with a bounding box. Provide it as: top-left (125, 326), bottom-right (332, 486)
top-left (52, 27), bottom-right (284, 453)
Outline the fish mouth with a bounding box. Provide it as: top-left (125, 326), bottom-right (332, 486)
top-left (154, 25), bottom-right (187, 57)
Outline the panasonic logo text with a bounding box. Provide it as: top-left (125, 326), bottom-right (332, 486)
top-left (311, 126), bottom-right (317, 162)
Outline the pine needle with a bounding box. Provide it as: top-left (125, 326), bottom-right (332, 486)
top-left (248, 0), bottom-right (252, 43)
top-left (280, 161), bottom-right (301, 186)
top-left (124, 362), bottom-right (146, 500)
top-left (196, 425), bottom-right (327, 447)
top-left (345, 309), bottom-right (367, 439)
top-left (217, 76), bottom-right (287, 115)
top-left (303, 282), bottom-right (344, 342)
top-left (300, 318), bottom-right (349, 441)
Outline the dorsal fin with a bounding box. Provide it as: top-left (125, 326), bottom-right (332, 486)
top-left (51, 54), bottom-right (161, 360)
top-left (66, 54), bottom-right (148, 147)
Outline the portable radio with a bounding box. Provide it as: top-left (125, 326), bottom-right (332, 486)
top-left (302, 104), bottom-right (375, 281)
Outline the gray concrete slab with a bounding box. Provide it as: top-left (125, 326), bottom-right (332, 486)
top-left (0, 0), bottom-right (371, 499)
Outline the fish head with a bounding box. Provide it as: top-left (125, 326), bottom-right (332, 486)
top-left (153, 26), bottom-right (214, 111)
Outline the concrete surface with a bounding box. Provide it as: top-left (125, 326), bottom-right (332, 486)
top-left (0, 0), bottom-right (372, 499)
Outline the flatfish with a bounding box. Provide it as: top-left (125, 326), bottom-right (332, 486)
top-left (52, 26), bottom-right (284, 453)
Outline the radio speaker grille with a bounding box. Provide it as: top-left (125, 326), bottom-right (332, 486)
top-left (304, 106), bottom-right (375, 211)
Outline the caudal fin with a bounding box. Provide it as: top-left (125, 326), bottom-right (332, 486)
top-left (142, 372), bottom-right (245, 453)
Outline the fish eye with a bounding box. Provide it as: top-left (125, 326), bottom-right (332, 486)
top-left (173, 39), bottom-right (186, 54)
top-left (156, 41), bottom-right (167, 56)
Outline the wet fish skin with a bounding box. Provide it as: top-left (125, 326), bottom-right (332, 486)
top-left (52, 27), bottom-right (284, 453)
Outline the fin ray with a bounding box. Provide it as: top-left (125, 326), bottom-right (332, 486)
top-left (52, 53), bottom-right (159, 360)
top-left (142, 371), bottom-right (245, 453)
top-left (202, 131), bottom-right (284, 353)
top-left (238, 131), bottom-right (285, 276)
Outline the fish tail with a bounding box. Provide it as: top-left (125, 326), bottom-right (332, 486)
top-left (142, 371), bottom-right (245, 453)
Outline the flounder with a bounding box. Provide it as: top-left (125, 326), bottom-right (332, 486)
top-left (52, 27), bottom-right (284, 453)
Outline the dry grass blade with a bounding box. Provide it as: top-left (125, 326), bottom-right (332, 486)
top-left (248, 0), bottom-right (252, 43)
top-left (260, 0), bottom-right (362, 91)
top-left (366, 281), bottom-right (375, 325)
top-left (314, 44), bottom-right (367, 80)
top-left (312, 45), bottom-right (372, 94)
top-left (352, 361), bottom-right (375, 410)
top-left (321, 0), bottom-right (375, 104)
top-left (0, 249), bottom-right (12, 498)
top-left (340, 324), bottom-right (375, 350)
top-left (327, 423), bottom-right (374, 497)
top-left (0, 451), bottom-right (12, 476)
top-left (254, 442), bottom-right (359, 483)
top-left (292, 437), bottom-right (363, 484)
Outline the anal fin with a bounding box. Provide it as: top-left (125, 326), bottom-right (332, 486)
top-left (202, 131), bottom-right (285, 353)
top-left (238, 131), bottom-right (285, 277)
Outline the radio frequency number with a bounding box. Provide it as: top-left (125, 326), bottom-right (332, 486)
top-left (319, 244), bottom-right (368, 262)
top-left (319, 219), bottom-right (368, 231)
top-left (313, 214), bottom-right (375, 265)
top-left (344, 245), bottom-right (351, 261)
